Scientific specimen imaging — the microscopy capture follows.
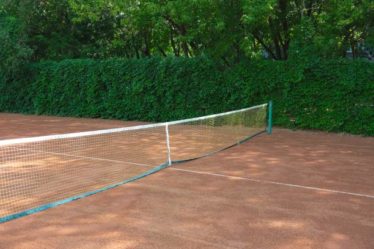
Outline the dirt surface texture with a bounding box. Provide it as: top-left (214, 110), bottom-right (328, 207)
top-left (0, 113), bottom-right (373, 249)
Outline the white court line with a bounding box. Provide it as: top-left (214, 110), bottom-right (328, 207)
top-left (6, 146), bottom-right (373, 200)
top-left (297, 143), bottom-right (374, 150)
top-left (5, 148), bottom-right (153, 168)
top-left (171, 167), bottom-right (374, 199)
top-left (9, 147), bottom-right (374, 199)
top-left (258, 141), bottom-right (374, 150)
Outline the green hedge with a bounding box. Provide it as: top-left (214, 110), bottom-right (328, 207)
top-left (0, 57), bottom-right (373, 136)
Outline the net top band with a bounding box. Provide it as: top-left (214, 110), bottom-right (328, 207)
top-left (0, 103), bottom-right (267, 147)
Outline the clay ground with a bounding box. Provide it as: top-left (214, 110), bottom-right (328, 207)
top-left (0, 113), bottom-right (373, 249)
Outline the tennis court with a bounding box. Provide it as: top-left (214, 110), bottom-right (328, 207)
top-left (0, 106), bottom-right (373, 249)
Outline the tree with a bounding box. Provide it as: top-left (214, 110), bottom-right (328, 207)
top-left (1, 0), bottom-right (372, 63)
top-left (0, 12), bottom-right (32, 81)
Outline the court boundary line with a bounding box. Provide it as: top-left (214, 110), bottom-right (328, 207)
top-left (5, 147), bottom-right (156, 168)
top-left (171, 168), bottom-right (374, 199)
top-left (268, 142), bottom-right (374, 150)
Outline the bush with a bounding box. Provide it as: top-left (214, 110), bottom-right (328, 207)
top-left (0, 57), bottom-right (373, 136)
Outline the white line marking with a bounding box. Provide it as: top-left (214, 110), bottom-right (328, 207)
top-left (171, 167), bottom-right (374, 199)
top-left (12, 147), bottom-right (373, 199)
top-left (8, 144), bottom-right (372, 200)
top-left (9, 148), bottom-right (153, 168)
top-left (315, 144), bottom-right (374, 149)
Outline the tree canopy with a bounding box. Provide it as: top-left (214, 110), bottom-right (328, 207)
top-left (1, 0), bottom-right (373, 63)
top-left (0, 9), bottom-right (32, 81)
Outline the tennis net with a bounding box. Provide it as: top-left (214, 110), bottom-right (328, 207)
top-left (0, 102), bottom-right (270, 223)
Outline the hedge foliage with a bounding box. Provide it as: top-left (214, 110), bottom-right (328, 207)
top-left (0, 57), bottom-right (373, 136)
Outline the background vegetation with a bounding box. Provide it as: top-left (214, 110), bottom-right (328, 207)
top-left (1, 0), bottom-right (373, 62)
top-left (0, 0), bottom-right (373, 135)
top-left (0, 57), bottom-right (373, 135)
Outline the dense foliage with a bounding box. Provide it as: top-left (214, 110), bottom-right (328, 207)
top-left (0, 13), bottom-right (32, 82)
top-left (1, 0), bottom-right (373, 62)
top-left (0, 57), bottom-right (373, 136)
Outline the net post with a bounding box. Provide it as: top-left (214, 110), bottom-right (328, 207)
top-left (267, 100), bottom-right (273, 134)
top-left (165, 124), bottom-right (172, 166)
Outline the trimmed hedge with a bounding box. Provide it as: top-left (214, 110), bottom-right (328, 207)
top-left (0, 57), bottom-right (373, 136)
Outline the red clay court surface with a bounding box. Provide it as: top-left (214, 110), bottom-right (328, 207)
top-left (0, 113), bottom-right (373, 249)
